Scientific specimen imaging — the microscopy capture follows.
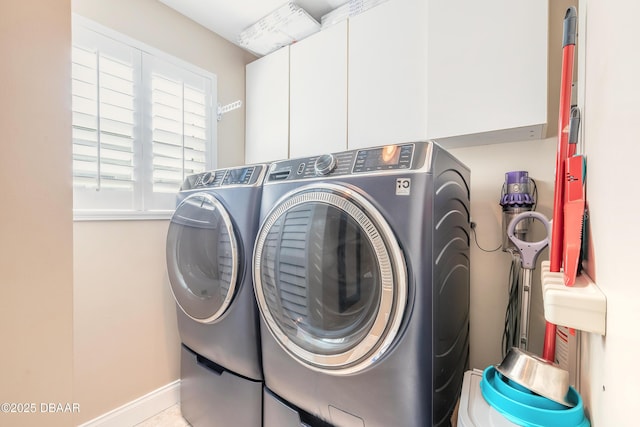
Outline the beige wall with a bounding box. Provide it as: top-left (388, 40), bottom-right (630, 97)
top-left (0, 1), bottom-right (74, 427)
top-left (459, 1), bottom-right (640, 424)
top-left (73, 221), bottom-right (178, 423)
top-left (71, 0), bottom-right (255, 423)
top-left (447, 0), bottom-right (576, 369)
top-left (450, 137), bottom-right (557, 369)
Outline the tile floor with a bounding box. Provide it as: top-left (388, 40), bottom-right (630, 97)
top-left (133, 401), bottom-right (460, 426)
top-left (135, 404), bottom-right (190, 427)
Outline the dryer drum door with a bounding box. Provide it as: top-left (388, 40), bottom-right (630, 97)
top-left (167, 192), bottom-right (239, 324)
top-left (253, 183), bottom-right (407, 375)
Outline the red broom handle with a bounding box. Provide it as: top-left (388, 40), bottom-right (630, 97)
top-left (549, 44), bottom-right (575, 272)
top-left (545, 7), bottom-right (577, 362)
top-left (542, 324), bottom-right (557, 361)
top-left (549, 9), bottom-right (577, 273)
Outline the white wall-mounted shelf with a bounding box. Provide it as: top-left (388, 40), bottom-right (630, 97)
top-left (541, 260), bottom-right (606, 335)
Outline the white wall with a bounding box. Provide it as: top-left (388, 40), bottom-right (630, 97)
top-left (578, 0), bottom-right (640, 424)
top-left (0, 1), bottom-right (74, 427)
top-left (71, 0), bottom-right (255, 423)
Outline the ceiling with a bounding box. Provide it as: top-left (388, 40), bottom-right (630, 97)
top-left (158, 0), bottom-right (347, 54)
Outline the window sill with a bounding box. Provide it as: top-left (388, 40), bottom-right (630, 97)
top-left (73, 210), bottom-right (173, 221)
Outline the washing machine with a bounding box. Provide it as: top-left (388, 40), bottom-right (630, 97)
top-left (166, 164), bottom-right (265, 427)
top-left (253, 141), bottom-right (471, 427)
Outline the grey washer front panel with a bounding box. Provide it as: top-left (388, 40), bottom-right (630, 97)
top-left (255, 142), bottom-right (470, 427)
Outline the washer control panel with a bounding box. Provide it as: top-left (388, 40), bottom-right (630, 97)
top-left (353, 144), bottom-right (414, 173)
top-left (267, 143), bottom-right (418, 182)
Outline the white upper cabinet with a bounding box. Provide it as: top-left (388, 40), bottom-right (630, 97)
top-left (245, 46), bottom-right (290, 164)
top-left (348, 0), bottom-right (548, 149)
top-left (426, 0), bottom-right (547, 140)
top-left (348, 0), bottom-right (429, 149)
top-left (245, 0), bottom-right (548, 159)
top-left (290, 20), bottom-right (348, 158)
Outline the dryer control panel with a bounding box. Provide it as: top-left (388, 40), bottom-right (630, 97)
top-left (181, 165), bottom-right (265, 190)
top-left (266, 142), bottom-right (430, 183)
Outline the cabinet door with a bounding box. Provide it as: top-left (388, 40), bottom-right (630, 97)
top-left (348, 0), bottom-right (547, 149)
top-left (426, 0), bottom-right (547, 140)
top-left (245, 47), bottom-right (290, 164)
top-left (290, 20), bottom-right (348, 158)
top-left (348, 0), bottom-right (428, 150)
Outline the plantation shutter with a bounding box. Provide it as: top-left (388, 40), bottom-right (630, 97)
top-left (71, 18), bottom-right (217, 217)
top-left (71, 27), bottom-right (140, 211)
top-left (143, 54), bottom-right (215, 211)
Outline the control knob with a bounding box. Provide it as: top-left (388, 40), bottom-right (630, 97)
top-left (314, 154), bottom-right (337, 176)
top-left (201, 172), bottom-right (215, 186)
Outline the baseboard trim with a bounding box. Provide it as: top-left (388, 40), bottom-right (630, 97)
top-left (77, 380), bottom-right (180, 427)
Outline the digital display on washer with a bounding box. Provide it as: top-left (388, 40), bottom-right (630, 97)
top-left (367, 146), bottom-right (400, 167)
top-left (353, 144), bottom-right (413, 173)
top-left (223, 167), bottom-right (254, 185)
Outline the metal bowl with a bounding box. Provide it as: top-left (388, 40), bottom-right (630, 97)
top-left (495, 347), bottom-right (574, 407)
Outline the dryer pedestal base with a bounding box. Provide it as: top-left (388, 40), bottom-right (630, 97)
top-left (181, 345), bottom-right (262, 427)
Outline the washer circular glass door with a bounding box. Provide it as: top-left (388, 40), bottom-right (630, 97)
top-left (253, 183), bottom-right (407, 375)
top-left (167, 192), bottom-right (239, 323)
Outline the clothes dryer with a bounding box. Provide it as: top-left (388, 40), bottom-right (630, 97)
top-left (253, 142), bottom-right (470, 427)
top-left (166, 164), bottom-right (265, 427)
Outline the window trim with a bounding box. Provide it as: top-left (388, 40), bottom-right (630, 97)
top-left (72, 15), bottom-right (218, 221)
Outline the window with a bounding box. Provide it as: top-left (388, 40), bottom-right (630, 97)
top-left (72, 17), bottom-right (217, 219)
